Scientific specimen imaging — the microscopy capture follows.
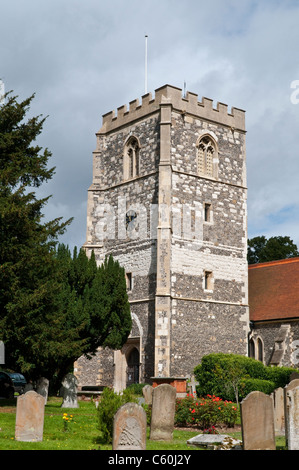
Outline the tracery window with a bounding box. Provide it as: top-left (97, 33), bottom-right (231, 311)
top-left (124, 137), bottom-right (140, 180)
top-left (197, 135), bottom-right (216, 177)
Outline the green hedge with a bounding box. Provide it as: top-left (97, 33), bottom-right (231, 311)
top-left (240, 378), bottom-right (276, 398)
top-left (194, 353), bottom-right (299, 401)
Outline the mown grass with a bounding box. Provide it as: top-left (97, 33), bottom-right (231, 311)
top-left (0, 396), bottom-right (203, 450)
top-left (0, 396), bottom-right (285, 450)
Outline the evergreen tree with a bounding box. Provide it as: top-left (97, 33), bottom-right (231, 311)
top-left (0, 93), bottom-right (132, 388)
top-left (52, 246), bottom-right (132, 385)
top-left (0, 92), bottom-right (72, 377)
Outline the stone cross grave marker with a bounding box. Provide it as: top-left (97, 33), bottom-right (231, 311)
top-left (150, 383), bottom-right (176, 441)
top-left (15, 391), bottom-right (45, 442)
top-left (112, 402), bottom-right (147, 450)
top-left (61, 373), bottom-right (79, 408)
top-left (240, 390), bottom-right (276, 450)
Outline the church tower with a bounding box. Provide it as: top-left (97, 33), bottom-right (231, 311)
top-left (76, 85), bottom-right (249, 391)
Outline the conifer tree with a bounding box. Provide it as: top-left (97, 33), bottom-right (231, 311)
top-left (0, 92), bottom-right (71, 377)
top-left (0, 93), bottom-right (132, 386)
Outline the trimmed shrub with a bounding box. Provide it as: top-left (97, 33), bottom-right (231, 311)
top-left (239, 378), bottom-right (276, 399)
top-left (194, 353), bottom-right (299, 402)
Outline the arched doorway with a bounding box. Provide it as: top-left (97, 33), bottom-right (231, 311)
top-left (126, 347), bottom-right (140, 387)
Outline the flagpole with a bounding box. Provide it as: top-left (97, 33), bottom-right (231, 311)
top-left (145, 35), bottom-right (148, 94)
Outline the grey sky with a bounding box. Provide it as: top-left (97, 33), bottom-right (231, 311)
top-left (1, 0), bottom-right (299, 251)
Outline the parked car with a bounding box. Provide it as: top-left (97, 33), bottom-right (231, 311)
top-left (0, 371), bottom-right (15, 399)
top-left (7, 372), bottom-right (27, 394)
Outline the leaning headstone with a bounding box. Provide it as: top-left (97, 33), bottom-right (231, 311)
top-left (36, 377), bottom-right (49, 404)
top-left (150, 384), bottom-right (176, 441)
top-left (24, 382), bottom-right (34, 394)
top-left (61, 373), bottom-right (79, 408)
top-left (285, 384), bottom-right (299, 449)
top-left (284, 378), bottom-right (299, 448)
top-left (273, 387), bottom-right (285, 435)
top-left (112, 402), bottom-right (147, 450)
top-left (15, 391), bottom-right (45, 442)
top-left (142, 385), bottom-right (153, 404)
top-left (240, 391), bottom-right (276, 450)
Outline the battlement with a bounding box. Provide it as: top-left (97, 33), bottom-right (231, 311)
top-left (98, 84), bottom-right (246, 134)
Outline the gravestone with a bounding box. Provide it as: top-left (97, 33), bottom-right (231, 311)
top-left (112, 402), bottom-right (147, 450)
top-left (240, 391), bottom-right (276, 450)
top-left (61, 373), bottom-right (79, 408)
top-left (284, 379), bottom-right (299, 448)
top-left (272, 387), bottom-right (285, 435)
top-left (36, 377), bottom-right (49, 404)
top-left (285, 383), bottom-right (299, 449)
top-left (150, 384), bottom-right (176, 441)
top-left (142, 385), bottom-right (153, 404)
top-left (24, 382), bottom-right (34, 393)
top-left (187, 433), bottom-right (242, 450)
top-left (15, 391), bottom-right (45, 442)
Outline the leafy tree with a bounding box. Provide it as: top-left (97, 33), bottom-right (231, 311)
top-left (247, 235), bottom-right (299, 264)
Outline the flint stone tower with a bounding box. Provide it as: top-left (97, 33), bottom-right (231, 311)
top-left (75, 84), bottom-right (249, 391)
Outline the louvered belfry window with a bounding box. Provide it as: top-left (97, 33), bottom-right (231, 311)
top-left (197, 136), bottom-right (215, 177)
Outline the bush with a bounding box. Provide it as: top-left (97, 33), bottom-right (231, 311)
top-left (175, 393), bottom-right (238, 429)
top-left (194, 353), bottom-right (299, 402)
top-left (97, 387), bottom-right (138, 443)
top-left (239, 378), bottom-right (276, 399)
top-left (126, 383), bottom-right (149, 396)
top-left (265, 366), bottom-right (297, 388)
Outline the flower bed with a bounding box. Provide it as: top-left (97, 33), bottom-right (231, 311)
top-left (175, 393), bottom-right (238, 429)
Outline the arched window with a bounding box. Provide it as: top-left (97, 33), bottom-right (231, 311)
top-left (249, 338), bottom-right (255, 359)
top-left (124, 137), bottom-right (140, 180)
top-left (197, 135), bottom-right (217, 177)
top-left (257, 337), bottom-right (264, 363)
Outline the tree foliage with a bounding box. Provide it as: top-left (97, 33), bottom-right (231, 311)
top-left (247, 235), bottom-right (299, 264)
top-left (0, 92), bottom-right (71, 377)
top-left (194, 353), bottom-right (298, 402)
top-left (0, 93), bottom-right (131, 386)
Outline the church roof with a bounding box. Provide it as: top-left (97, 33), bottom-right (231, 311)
top-left (249, 257), bottom-right (299, 322)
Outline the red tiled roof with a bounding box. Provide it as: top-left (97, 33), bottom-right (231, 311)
top-left (249, 257), bottom-right (299, 322)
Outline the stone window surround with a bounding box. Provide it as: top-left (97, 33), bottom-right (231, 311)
top-left (204, 270), bottom-right (213, 292)
top-left (123, 135), bottom-right (141, 181)
top-left (249, 334), bottom-right (265, 364)
top-left (196, 132), bottom-right (219, 179)
top-left (203, 201), bottom-right (213, 224)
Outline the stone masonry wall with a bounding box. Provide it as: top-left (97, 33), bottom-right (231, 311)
top-left (80, 85), bottom-right (249, 387)
top-left (169, 108), bottom-right (248, 378)
top-left (80, 112), bottom-right (161, 387)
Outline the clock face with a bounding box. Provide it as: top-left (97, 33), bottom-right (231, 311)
top-left (126, 210), bottom-right (137, 230)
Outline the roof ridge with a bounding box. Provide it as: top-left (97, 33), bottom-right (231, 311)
top-left (249, 256), bottom-right (299, 269)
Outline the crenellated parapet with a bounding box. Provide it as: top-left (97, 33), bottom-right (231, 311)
top-left (98, 84), bottom-right (246, 135)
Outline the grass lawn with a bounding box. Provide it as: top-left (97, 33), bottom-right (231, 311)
top-left (0, 396), bottom-right (203, 451)
top-left (0, 396), bottom-right (285, 450)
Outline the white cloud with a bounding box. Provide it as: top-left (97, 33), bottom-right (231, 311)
top-left (2, 0), bottom-right (299, 249)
